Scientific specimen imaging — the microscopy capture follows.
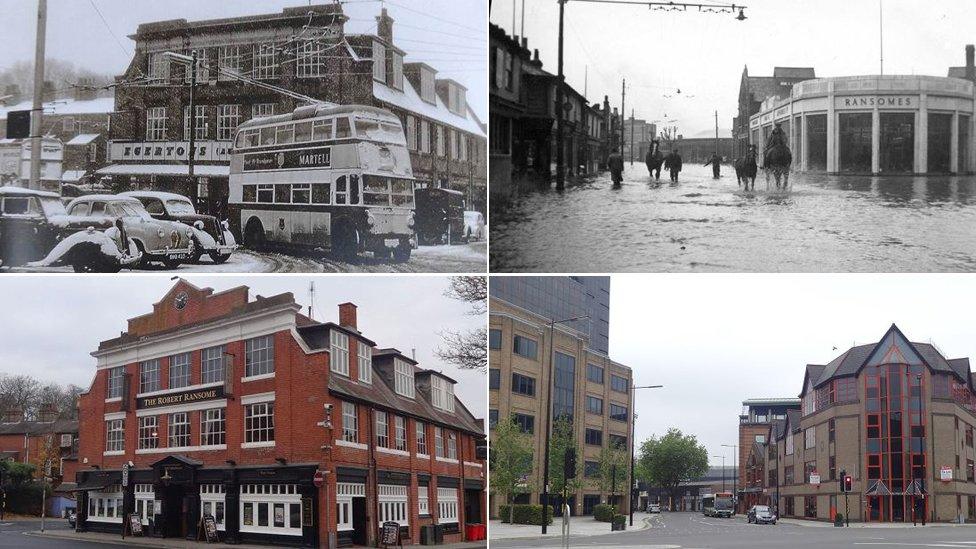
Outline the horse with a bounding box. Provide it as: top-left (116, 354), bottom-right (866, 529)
top-left (645, 141), bottom-right (664, 181)
top-left (734, 152), bottom-right (758, 190)
top-left (763, 143), bottom-right (793, 190)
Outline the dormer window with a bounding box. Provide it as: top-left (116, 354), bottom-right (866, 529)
top-left (394, 358), bottom-right (415, 398)
top-left (392, 53), bottom-right (404, 91)
top-left (357, 342), bottom-right (372, 384)
top-left (331, 331), bottom-right (350, 376)
top-left (373, 41), bottom-right (387, 83)
top-left (431, 375), bottom-right (455, 413)
top-left (447, 84), bottom-right (466, 116)
top-left (420, 67), bottom-right (436, 104)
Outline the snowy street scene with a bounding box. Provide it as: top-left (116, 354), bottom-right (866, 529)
top-left (0, 0), bottom-right (487, 273)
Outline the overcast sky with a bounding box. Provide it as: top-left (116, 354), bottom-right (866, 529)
top-left (491, 0), bottom-right (976, 137)
top-left (0, 0), bottom-right (486, 119)
top-left (609, 274), bottom-right (976, 468)
top-left (0, 275), bottom-right (485, 420)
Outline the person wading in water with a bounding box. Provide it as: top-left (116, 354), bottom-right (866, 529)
top-left (608, 147), bottom-right (624, 187)
top-left (664, 149), bottom-right (683, 182)
top-left (703, 152), bottom-right (722, 179)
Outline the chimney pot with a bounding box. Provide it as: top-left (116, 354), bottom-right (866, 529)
top-left (338, 302), bottom-right (358, 329)
top-left (533, 49), bottom-right (539, 62)
top-left (521, 37), bottom-right (528, 49)
top-left (966, 44), bottom-right (975, 81)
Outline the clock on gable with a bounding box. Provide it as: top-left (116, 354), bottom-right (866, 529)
top-left (174, 291), bottom-right (189, 311)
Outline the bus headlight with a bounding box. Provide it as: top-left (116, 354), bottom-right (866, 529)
top-left (185, 228), bottom-right (194, 238)
top-left (194, 220), bottom-right (205, 230)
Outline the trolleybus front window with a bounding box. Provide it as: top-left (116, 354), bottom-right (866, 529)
top-left (355, 119), bottom-right (404, 144)
top-left (335, 117), bottom-right (351, 139)
top-left (335, 176), bottom-right (347, 204)
top-left (364, 176), bottom-right (390, 206)
top-left (312, 120), bottom-right (333, 141)
top-left (276, 125), bottom-right (294, 145)
top-left (260, 127), bottom-right (275, 146)
top-left (295, 121), bottom-right (313, 142)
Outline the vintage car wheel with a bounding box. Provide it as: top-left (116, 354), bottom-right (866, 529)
top-left (209, 251), bottom-right (232, 264)
top-left (392, 244), bottom-right (411, 263)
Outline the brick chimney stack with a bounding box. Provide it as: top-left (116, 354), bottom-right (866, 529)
top-left (376, 7), bottom-right (394, 45)
top-left (966, 44), bottom-right (975, 82)
top-left (3, 407), bottom-right (22, 423)
top-left (338, 302), bottom-right (358, 330)
top-left (38, 405), bottom-right (57, 423)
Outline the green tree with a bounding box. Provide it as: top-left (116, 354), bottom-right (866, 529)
top-left (489, 417), bottom-right (534, 523)
top-left (548, 417), bottom-right (582, 502)
top-left (593, 444), bottom-right (630, 507)
top-left (636, 428), bottom-right (709, 508)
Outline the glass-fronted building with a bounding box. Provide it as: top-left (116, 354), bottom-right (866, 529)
top-left (750, 75), bottom-right (975, 175)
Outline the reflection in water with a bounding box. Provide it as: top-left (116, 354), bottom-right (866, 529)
top-left (491, 164), bottom-right (976, 272)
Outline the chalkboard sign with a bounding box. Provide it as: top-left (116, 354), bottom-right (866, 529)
top-left (381, 521), bottom-right (401, 547)
top-left (202, 514), bottom-right (218, 543)
top-left (128, 514), bottom-right (143, 537)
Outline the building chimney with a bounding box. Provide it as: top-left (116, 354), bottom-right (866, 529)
top-left (338, 302), bottom-right (358, 330)
top-left (3, 407), bottom-right (22, 423)
top-left (521, 37), bottom-right (528, 49)
top-left (376, 7), bottom-right (394, 45)
top-left (966, 44), bottom-right (975, 81)
top-left (533, 49), bottom-right (539, 63)
top-left (38, 405), bottom-right (57, 423)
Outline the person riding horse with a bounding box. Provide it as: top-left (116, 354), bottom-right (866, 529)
top-left (762, 123), bottom-right (793, 189)
top-left (645, 139), bottom-right (664, 181)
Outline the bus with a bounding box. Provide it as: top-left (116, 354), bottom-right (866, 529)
top-left (702, 492), bottom-right (735, 518)
top-left (228, 103), bottom-right (416, 262)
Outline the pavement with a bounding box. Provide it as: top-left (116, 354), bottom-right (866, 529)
top-left (489, 511), bottom-right (976, 548)
top-left (489, 511), bottom-right (654, 540)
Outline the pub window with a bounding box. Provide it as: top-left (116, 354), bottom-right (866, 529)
top-left (375, 410), bottom-right (389, 448)
top-left (145, 107), bottom-right (167, 141)
top-left (378, 484), bottom-right (408, 526)
top-left (296, 40), bottom-right (324, 78)
top-left (139, 359), bottom-right (160, 393)
top-left (169, 412), bottom-right (191, 448)
top-left (217, 45), bottom-right (242, 80)
top-left (183, 105), bottom-right (208, 141)
top-left (416, 421), bottom-right (428, 454)
top-left (106, 366), bottom-right (124, 399)
top-left (437, 488), bottom-right (459, 524)
top-left (418, 486), bottom-right (430, 516)
top-left (434, 426), bottom-right (444, 458)
top-left (394, 358), bottom-right (415, 398)
top-left (105, 419), bottom-right (124, 452)
top-left (244, 402), bottom-right (275, 444)
top-left (245, 334), bottom-right (275, 377)
top-left (200, 485), bottom-right (226, 530)
top-left (201, 345), bottom-right (225, 384)
top-left (394, 416), bottom-right (407, 451)
top-left (138, 416), bottom-right (159, 450)
top-left (357, 341), bottom-right (372, 384)
top-left (217, 105), bottom-right (241, 141)
top-left (330, 331), bottom-right (350, 376)
top-left (256, 184), bottom-right (274, 203)
top-left (341, 401), bottom-right (358, 443)
top-left (201, 408), bottom-right (226, 446)
top-left (253, 43), bottom-right (278, 80)
top-left (240, 484), bottom-right (302, 534)
top-left (169, 352), bottom-right (191, 389)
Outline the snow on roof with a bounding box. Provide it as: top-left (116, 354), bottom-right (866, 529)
top-left (372, 80), bottom-right (486, 138)
top-left (60, 170), bottom-right (87, 182)
top-left (68, 194), bottom-right (140, 203)
top-left (0, 96), bottom-right (115, 119)
top-left (121, 190), bottom-right (192, 202)
top-left (0, 185), bottom-right (60, 198)
top-left (65, 134), bottom-right (101, 146)
top-left (96, 164), bottom-right (230, 177)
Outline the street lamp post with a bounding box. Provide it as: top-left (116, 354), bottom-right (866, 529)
top-left (540, 314), bottom-right (589, 534)
top-left (629, 384), bottom-right (663, 526)
top-left (162, 51), bottom-right (199, 200)
top-left (722, 443), bottom-right (738, 513)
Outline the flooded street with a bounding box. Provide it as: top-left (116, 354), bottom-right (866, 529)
top-left (490, 164), bottom-right (976, 272)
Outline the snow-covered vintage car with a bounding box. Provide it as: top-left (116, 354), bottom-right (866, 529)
top-left (0, 186), bottom-right (140, 272)
top-left (121, 191), bottom-right (236, 264)
top-left (65, 195), bottom-right (195, 269)
top-left (463, 210), bottom-right (485, 241)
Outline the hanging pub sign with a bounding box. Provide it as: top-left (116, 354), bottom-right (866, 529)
top-left (242, 146), bottom-right (332, 172)
top-left (137, 386), bottom-right (225, 410)
top-left (381, 521), bottom-right (402, 548)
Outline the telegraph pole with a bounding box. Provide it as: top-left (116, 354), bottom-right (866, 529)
top-left (188, 50), bottom-right (198, 197)
top-left (555, 0), bottom-right (566, 190)
top-left (28, 0), bottom-right (48, 190)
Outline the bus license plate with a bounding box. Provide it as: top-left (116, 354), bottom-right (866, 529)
top-left (384, 239), bottom-right (399, 248)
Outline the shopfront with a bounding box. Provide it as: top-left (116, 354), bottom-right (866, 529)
top-left (750, 75), bottom-right (976, 175)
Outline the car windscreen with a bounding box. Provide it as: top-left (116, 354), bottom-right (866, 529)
top-left (754, 506), bottom-right (769, 513)
top-left (38, 197), bottom-right (67, 217)
top-left (165, 199), bottom-right (196, 215)
top-left (109, 201), bottom-right (152, 220)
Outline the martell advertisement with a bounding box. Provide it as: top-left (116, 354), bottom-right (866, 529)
top-left (242, 146), bottom-right (332, 172)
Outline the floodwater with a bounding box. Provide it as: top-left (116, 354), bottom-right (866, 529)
top-left (490, 163), bottom-right (976, 272)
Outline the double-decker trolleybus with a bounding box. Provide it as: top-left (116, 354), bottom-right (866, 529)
top-left (702, 492), bottom-right (735, 518)
top-left (228, 103), bottom-right (416, 262)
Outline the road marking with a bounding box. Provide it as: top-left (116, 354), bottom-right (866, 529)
top-left (854, 544), bottom-right (976, 548)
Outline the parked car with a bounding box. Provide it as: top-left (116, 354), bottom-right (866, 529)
top-left (122, 191), bottom-right (236, 264)
top-left (647, 503), bottom-right (661, 513)
top-left (65, 195), bottom-right (195, 269)
top-left (463, 210), bottom-right (486, 241)
top-left (0, 186), bottom-right (140, 272)
top-left (747, 505), bottom-right (777, 524)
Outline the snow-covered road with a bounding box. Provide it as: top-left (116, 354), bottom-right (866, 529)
top-left (5, 242), bottom-right (487, 274)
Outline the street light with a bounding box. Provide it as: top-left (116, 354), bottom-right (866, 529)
top-left (162, 50), bottom-right (200, 202)
top-left (540, 314), bottom-right (589, 534)
top-left (722, 443), bottom-right (738, 513)
top-left (630, 383), bottom-right (664, 526)
top-left (713, 455), bottom-right (727, 492)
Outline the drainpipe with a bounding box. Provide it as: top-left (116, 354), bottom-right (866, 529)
top-left (368, 407), bottom-right (378, 547)
top-left (458, 431), bottom-right (466, 540)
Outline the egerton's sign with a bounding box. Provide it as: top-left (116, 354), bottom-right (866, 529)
top-left (838, 96), bottom-right (914, 108)
top-left (137, 386), bottom-right (225, 409)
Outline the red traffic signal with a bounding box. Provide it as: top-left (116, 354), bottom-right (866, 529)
top-left (843, 475), bottom-right (853, 492)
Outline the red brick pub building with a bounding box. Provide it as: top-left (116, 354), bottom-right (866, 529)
top-left (74, 280), bottom-right (486, 546)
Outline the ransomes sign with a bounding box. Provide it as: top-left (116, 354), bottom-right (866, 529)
top-left (138, 386), bottom-right (225, 410)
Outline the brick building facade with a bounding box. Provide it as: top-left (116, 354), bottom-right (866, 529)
top-left (736, 398), bottom-right (799, 513)
top-left (102, 4), bottom-right (486, 219)
top-left (73, 280), bottom-right (485, 546)
top-left (0, 409), bottom-right (79, 485)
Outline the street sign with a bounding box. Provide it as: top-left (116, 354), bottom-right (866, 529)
top-left (121, 463), bottom-right (130, 487)
top-left (313, 469), bottom-right (325, 488)
top-left (941, 465), bottom-right (953, 482)
top-left (809, 473), bottom-right (820, 485)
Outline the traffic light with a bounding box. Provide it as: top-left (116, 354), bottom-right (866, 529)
top-left (843, 475), bottom-right (853, 493)
top-left (838, 469), bottom-right (846, 492)
top-left (5, 110), bottom-right (29, 139)
top-left (564, 447), bottom-right (577, 480)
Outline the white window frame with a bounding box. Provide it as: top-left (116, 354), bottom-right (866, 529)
top-left (183, 105), bottom-right (208, 141)
top-left (436, 125), bottom-right (446, 157)
top-left (420, 68), bottom-right (436, 104)
top-left (217, 45), bottom-right (242, 80)
top-left (60, 433), bottom-right (73, 447)
top-left (342, 401), bottom-right (358, 443)
top-left (377, 484), bottom-right (408, 526)
top-left (394, 358), bottom-right (415, 398)
top-left (431, 375), bottom-right (455, 412)
top-left (134, 484), bottom-right (156, 525)
top-left (244, 402), bottom-right (275, 445)
top-left (169, 352), bottom-right (191, 389)
top-left (245, 334), bottom-right (275, 378)
top-left (169, 411), bottom-right (190, 448)
top-left (217, 105), bottom-right (241, 141)
top-left (252, 103), bottom-right (275, 119)
top-left (253, 43), bottom-right (278, 80)
top-left (200, 484), bottom-right (227, 531)
top-left (105, 419), bottom-right (124, 453)
top-left (460, 133), bottom-right (468, 161)
top-left (392, 52), bottom-right (404, 90)
top-left (416, 421), bottom-right (428, 455)
top-left (297, 40), bottom-right (324, 78)
top-left (394, 416), bottom-right (407, 451)
top-left (373, 40), bottom-right (387, 82)
top-left (406, 115), bottom-right (417, 150)
top-left (376, 410), bottom-right (389, 448)
top-left (336, 483), bottom-right (365, 531)
top-left (357, 342), bottom-right (372, 384)
top-left (331, 331), bottom-right (350, 376)
top-left (201, 345), bottom-right (225, 384)
top-left (201, 407), bottom-right (226, 447)
top-left (418, 485), bottom-right (430, 515)
top-left (138, 416), bottom-right (159, 450)
top-left (146, 107), bottom-right (167, 141)
top-left (434, 426), bottom-right (444, 458)
top-left (147, 53), bottom-right (169, 83)
top-left (139, 359), bottom-right (160, 394)
top-left (87, 486), bottom-right (124, 523)
top-left (421, 120), bottom-right (430, 153)
top-left (184, 49), bottom-right (209, 83)
top-left (437, 487), bottom-right (459, 524)
top-left (447, 430), bottom-right (457, 459)
top-left (239, 484), bottom-right (302, 535)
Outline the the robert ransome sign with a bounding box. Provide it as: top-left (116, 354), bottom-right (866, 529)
top-left (137, 386), bottom-right (225, 410)
top-left (838, 96), bottom-right (914, 108)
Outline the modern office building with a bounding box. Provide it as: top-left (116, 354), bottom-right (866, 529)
top-left (73, 280), bottom-right (486, 546)
top-left (488, 276), bottom-right (632, 517)
top-left (745, 324), bottom-right (976, 523)
top-left (737, 397), bottom-right (800, 512)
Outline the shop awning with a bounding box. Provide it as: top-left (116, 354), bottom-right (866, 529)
top-left (865, 480), bottom-right (892, 496)
top-left (74, 477), bottom-right (115, 491)
top-left (95, 164), bottom-right (229, 177)
top-left (904, 480), bottom-right (927, 496)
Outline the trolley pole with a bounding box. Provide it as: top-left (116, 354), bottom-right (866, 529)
top-left (554, 0), bottom-right (566, 190)
top-left (28, 0), bottom-right (47, 190)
